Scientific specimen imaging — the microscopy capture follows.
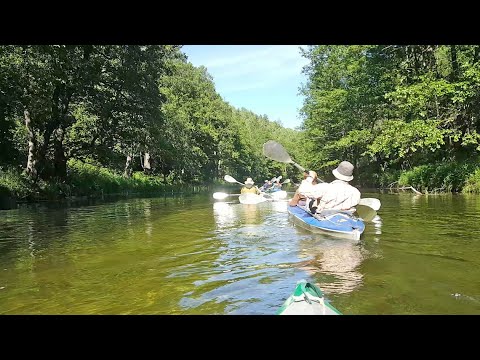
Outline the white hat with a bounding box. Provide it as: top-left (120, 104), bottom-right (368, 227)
top-left (244, 177), bottom-right (255, 185)
top-left (332, 161), bottom-right (354, 181)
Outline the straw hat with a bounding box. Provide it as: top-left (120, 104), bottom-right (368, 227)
top-left (244, 177), bottom-right (255, 185)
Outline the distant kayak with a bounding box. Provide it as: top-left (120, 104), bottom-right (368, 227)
top-left (287, 205), bottom-right (365, 240)
top-left (277, 281), bottom-right (341, 315)
top-left (239, 191), bottom-right (288, 204)
top-left (262, 190), bottom-right (287, 200)
top-left (239, 194), bottom-right (267, 204)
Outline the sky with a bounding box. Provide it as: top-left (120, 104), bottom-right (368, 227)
top-left (181, 45), bottom-right (309, 129)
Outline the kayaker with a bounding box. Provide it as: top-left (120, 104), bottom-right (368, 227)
top-left (307, 161), bottom-right (361, 215)
top-left (288, 170), bottom-right (318, 206)
top-left (241, 177), bottom-right (261, 195)
top-left (273, 177), bottom-right (283, 190)
top-left (259, 180), bottom-right (270, 191)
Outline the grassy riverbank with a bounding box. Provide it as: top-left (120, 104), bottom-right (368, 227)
top-left (0, 159), bottom-right (210, 204)
top-left (4, 159), bottom-right (480, 205)
top-left (380, 161), bottom-right (480, 194)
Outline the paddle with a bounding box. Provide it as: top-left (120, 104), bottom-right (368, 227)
top-left (213, 192), bottom-right (240, 200)
top-left (262, 140), bottom-right (381, 211)
top-left (356, 197), bottom-right (381, 211)
top-left (263, 140), bottom-right (307, 173)
top-left (356, 204), bottom-right (377, 222)
top-left (223, 174), bottom-right (265, 197)
top-left (224, 175), bottom-right (246, 186)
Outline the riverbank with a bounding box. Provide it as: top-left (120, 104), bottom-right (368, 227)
top-left (4, 159), bottom-right (480, 210)
top-left (0, 160), bottom-right (211, 209)
top-left (373, 161), bottom-right (480, 195)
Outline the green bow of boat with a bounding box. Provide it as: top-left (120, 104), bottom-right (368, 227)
top-left (277, 281), bottom-right (342, 315)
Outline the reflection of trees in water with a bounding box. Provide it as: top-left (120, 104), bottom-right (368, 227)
top-left (296, 237), bottom-right (367, 295)
top-left (142, 199), bottom-right (152, 237)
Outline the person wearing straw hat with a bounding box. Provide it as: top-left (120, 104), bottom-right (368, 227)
top-left (307, 161), bottom-right (361, 214)
top-left (241, 177), bottom-right (261, 195)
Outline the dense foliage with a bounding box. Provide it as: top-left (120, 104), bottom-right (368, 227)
top-left (300, 45), bottom-right (480, 191)
top-left (3, 45), bottom-right (480, 201)
top-left (0, 45), bottom-right (304, 200)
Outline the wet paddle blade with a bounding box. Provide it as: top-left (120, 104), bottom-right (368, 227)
top-left (263, 140), bottom-right (293, 163)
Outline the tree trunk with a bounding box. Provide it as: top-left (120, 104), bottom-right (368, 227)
top-left (143, 152), bottom-right (151, 174)
top-left (24, 110), bottom-right (37, 179)
top-left (124, 154), bottom-right (133, 178)
top-left (450, 45), bottom-right (459, 81)
top-left (36, 124), bottom-right (55, 179)
top-left (53, 126), bottom-right (67, 178)
top-left (474, 46), bottom-right (480, 64)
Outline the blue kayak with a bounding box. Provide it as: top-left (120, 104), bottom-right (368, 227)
top-left (287, 205), bottom-right (365, 240)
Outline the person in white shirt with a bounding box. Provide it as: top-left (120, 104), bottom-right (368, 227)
top-left (288, 170), bottom-right (318, 206)
top-left (300, 161), bottom-right (361, 215)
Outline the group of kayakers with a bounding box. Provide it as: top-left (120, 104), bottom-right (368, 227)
top-left (239, 160), bottom-right (361, 217)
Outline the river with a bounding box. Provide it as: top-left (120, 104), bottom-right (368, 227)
top-left (1, 192), bottom-right (479, 314)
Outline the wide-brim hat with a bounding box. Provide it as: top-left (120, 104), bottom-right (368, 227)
top-left (332, 161), bottom-right (354, 181)
top-left (245, 177), bottom-right (255, 185)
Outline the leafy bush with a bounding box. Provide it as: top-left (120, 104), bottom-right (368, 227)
top-left (463, 168), bottom-right (480, 193)
top-left (0, 168), bottom-right (33, 199)
top-left (399, 162), bottom-right (477, 192)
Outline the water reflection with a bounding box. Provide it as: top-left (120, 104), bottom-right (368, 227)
top-left (213, 201), bottom-right (264, 228)
top-left (241, 204), bottom-right (261, 225)
top-left (269, 200), bottom-right (288, 213)
top-left (296, 236), bottom-right (366, 294)
top-left (372, 215), bottom-right (382, 235)
top-left (213, 202), bottom-right (236, 229)
top-left (3, 192), bottom-right (480, 314)
top-left (143, 199), bottom-right (153, 237)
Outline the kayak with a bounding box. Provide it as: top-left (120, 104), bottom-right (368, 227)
top-left (277, 281), bottom-right (341, 315)
top-left (287, 205), bottom-right (365, 240)
top-left (262, 190), bottom-right (287, 200)
top-left (239, 191), bottom-right (288, 204)
top-left (239, 193), bottom-right (267, 204)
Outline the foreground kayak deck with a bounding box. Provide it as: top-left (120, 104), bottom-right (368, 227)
top-left (287, 205), bottom-right (365, 240)
top-left (277, 281), bottom-right (341, 315)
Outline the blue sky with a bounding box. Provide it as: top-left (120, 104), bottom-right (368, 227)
top-left (181, 45), bottom-right (309, 129)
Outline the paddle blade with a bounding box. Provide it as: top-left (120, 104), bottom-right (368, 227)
top-left (356, 205), bottom-right (377, 222)
top-left (282, 179), bottom-right (291, 184)
top-left (224, 175), bottom-right (238, 183)
top-left (213, 192), bottom-right (229, 200)
top-left (263, 140), bottom-right (293, 163)
top-left (358, 198), bottom-right (381, 211)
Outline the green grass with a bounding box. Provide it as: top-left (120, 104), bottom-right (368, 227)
top-left (0, 160), bottom-right (207, 202)
top-left (462, 168), bottom-right (480, 193)
top-left (398, 162), bottom-right (478, 193)
top-left (0, 168), bottom-right (33, 199)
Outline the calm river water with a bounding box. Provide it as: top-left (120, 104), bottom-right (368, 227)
top-left (1, 192), bottom-right (479, 314)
